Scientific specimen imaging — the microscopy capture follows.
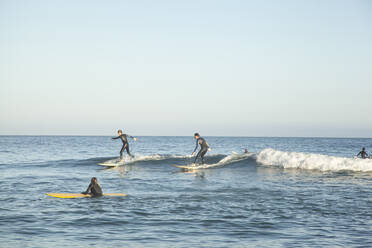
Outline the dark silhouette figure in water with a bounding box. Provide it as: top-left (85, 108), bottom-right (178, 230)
top-left (356, 147), bottom-right (369, 159)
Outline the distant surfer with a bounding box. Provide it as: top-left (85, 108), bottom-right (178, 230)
top-left (356, 147), bottom-right (369, 159)
top-left (244, 149), bottom-right (249, 154)
top-left (192, 133), bottom-right (210, 164)
top-left (82, 177), bottom-right (103, 197)
top-left (112, 129), bottom-right (137, 160)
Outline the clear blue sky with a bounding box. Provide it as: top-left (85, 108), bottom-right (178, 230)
top-left (0, 0), bottom-right (371, 137)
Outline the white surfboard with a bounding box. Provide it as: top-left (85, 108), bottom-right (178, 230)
top-left (173, 163), bottom-right (216, 170)
top-left (98, 159), bottom-right (124, 167)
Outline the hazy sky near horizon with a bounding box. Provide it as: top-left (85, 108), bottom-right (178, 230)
top-left (0, 0), bottom-right (371, 137)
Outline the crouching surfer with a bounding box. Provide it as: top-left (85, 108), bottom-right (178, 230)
top-left (82, 177), bottom-right (103, 197)
top-left (192, 133), bottom-right (210, 164)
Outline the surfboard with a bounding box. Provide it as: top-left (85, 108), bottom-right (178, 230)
top-left (173, 164), bottom-right (195, 169)
top-left (98, 159), bottom-right (123, 167)
top-left (173, 164), bottom-right (213, 170)
top-left (98, 162), bottom-right (119, 167)
top-left (46, 193), bottom-right (126, 198)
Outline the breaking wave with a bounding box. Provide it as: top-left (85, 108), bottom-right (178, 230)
top-left (173, 152), bottom-right (256, 170)
top-left (256, 148), bottom-right (372, 172)
top-left (98, 152), bottom-right (255, 169)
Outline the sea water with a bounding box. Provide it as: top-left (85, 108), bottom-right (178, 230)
top-left (0, 136), bottom-right (371, 247)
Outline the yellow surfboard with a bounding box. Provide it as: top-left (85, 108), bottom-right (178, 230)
top-left (46, 193), bottom-right (126, 198)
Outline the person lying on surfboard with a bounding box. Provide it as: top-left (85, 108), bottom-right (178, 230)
top-left (112, 129), bottom-right (137, 161)
top-left (192, 133), bottom-right (210, 164)
top-left (81, 177), bottom-right (103, 197)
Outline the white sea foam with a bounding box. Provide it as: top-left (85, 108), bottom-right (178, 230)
top-left (184, 152), bottom-right (255, 170)
top-left (216, 152), bottom-right (255, 166)
top-left (129, 154), bottom-right (165, 162)
top-left (256, 148), bottom-right (372, 172)
top-left (132, 154), bottom-right (198, 161)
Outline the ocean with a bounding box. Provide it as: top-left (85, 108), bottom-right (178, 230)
top-left (0, 136), bottom-right (371, 247)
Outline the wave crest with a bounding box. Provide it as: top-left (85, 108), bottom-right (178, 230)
top-left (256, 148), bottom-right (372, 172)
top-left (182, 152), bottom-right (256, 170)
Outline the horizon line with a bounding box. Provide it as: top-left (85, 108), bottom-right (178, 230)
top-left (0, 134), bottom-right (371, 139)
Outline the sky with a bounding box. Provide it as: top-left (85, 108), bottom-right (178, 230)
top-left (0, 0), bottom-right (371, 137)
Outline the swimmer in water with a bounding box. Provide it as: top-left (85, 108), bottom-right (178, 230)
top-left (356, 147), bottom-right (369, 159)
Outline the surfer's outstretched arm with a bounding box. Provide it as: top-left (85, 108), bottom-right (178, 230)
top-left (127, 134), bottom-right (137, 141)
top-left (112, 136), bottom-right (120, 140)
top-left (82, 183), bottom-right (92, 194)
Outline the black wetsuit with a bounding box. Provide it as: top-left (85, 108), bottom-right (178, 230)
top-left (113, 134), bottom-right (135, 159)
top-left (356, 150), bottom-right (369, 159)
top-left (83, 183), bottom-right (103, 197)
top-left (193, 137), bottom-right (209, 164)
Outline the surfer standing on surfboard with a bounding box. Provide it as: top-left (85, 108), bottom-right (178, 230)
top-left (112, 129), bottom-right (137, 160)
top-left (192, 133), bottom-right (210, 164)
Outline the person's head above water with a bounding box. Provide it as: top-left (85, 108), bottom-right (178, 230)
top-left (362, 147), bottom-right (365, 151)
top-left (117, 130), bottom-right (123, 135)
top-left (91, 177), bottom-right (98, 184)
top-left (194, 133), bottom-right (200, 139)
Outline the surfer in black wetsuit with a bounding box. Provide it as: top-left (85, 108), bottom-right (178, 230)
top-left (82, 177), bottom-right (103, 197)
top-left (112, 129), bottom-right (137, 160)
top-left (356, 147), bottom-right (369, 159)
top-left (192, 133), bottom-right (210, 164)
